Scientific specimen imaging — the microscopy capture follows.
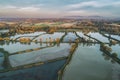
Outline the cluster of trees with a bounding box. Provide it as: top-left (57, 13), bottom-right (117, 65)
top-left (15, 27), bottom-right (34, 34)
top-left (100, 43), bottom-right (112, 53)
top-left (110, 40), bottom-right (117, 45)
top-left (47, 27), bottom-right (56, 34)
top-left (100, 43), bottom-right (118, 58)
top-left (99, 24), bottom-right (120, 35)
top-left (0, 37), bottom-right (10, 41)
top-left (19, 38), bottom-right (31, 43)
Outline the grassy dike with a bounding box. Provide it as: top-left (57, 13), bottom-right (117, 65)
top-left (57, 43), bottom-right (78, 80)
top-left (10, 45), bottom-right (55, 55)
top-left (0, 43), bottom-right (57, 73)
top-left (0, 56), bottom-right (68, 73)
top-left (100, 32), bottom-right (120, 43)
top-left (0, 49), bottom-right (12, 69)
top-left (60, 31), bottom-right (67, 42)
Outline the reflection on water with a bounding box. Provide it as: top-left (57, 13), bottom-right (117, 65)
top-left (9, 44), bottom-right (70, 67)
top-left (63, 32), bottom-right (78, 42)
top-left (0, 59), bottom-right (66, 80)
top-left (34, 32), bottom-right (64, 42)
top-left (0, 42), bottom-right (47, 54)
top-left (88, 32), bottom-right (109, 43)
top-left (10, 32), bottom-right (46, 39)
top-left (0, 31), bottom-right (120, 80)
top-left (108, 44), bottom-right (120, 59)
top-left (63, 44), bottom-right (120, 80)
top-left (0, 52), bottom-right (4, 70)
top-left (105, 34), bottom-right (120, 41)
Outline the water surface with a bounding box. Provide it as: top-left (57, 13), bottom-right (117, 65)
top-left (0, 59), bottom-right (66, 80)
top-left (63, 44), bottom-right (120, 80)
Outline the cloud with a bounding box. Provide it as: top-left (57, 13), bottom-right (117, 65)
top-left (111, 2), bottom-right (120, 7)
top-left (4, 5), bottom-right (18, 9)
top-left (63, 0), bottom-right (120, 18)
top-left (0, 5), bottom-right (64, 18)
top-left (65, 10), bottom-right (109, 16)
top-left (66, 1), bottom-right (102, 9)
top-left (66, 1), bottom-right (120, 9)
top-left (17, 7), bottom-right (40, 12)
top-left (0, 0), bottom-right (120, 18)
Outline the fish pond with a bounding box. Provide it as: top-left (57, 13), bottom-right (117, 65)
top-left (0, 31), bottom-right (120, 80)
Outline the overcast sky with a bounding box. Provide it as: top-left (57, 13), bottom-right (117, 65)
top-left (0, 0), bottom-right (120, 18)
